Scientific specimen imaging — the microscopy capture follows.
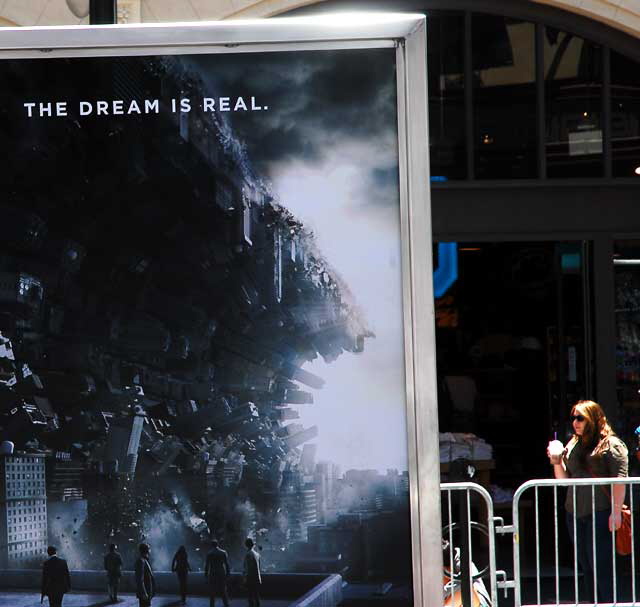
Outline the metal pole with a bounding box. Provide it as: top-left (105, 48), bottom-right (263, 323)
top-left (555, 245), bottom-right (567, 414)
top-left (535, 23), bottom-right (546, 179)
top-left (593, 236), bottom-right (617, 424)
top-left (90, 0), bottom-right (117, 24)
top-left (459, 491), bottom-right (472, 606)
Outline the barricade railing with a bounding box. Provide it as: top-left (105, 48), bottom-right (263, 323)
top-left (511, 477), bottom-right (640, 607)
top-left (441, 482), bottom-right (505, 607)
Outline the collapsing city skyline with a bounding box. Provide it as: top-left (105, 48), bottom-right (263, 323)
top-left (0, 48), bottom-right (413, 591)
top-left (190, 50), bottom-right (408, 472)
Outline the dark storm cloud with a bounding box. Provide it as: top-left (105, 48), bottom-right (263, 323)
top-left (372, 166), bottom-right (398, 188)
top-left (187, 48), bottom-right (397, 173)
top-left (254, 122), bottom-right (321, 164)
top-left (366, 165), bottom-right (400, 209)
top-left (298, 51), bottom-right (396, 136)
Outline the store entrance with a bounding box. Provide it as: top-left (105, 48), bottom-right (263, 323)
top-left (435, 240), bottom-right (593, 490)
top-left (615, 240), bottom-right (640, 444)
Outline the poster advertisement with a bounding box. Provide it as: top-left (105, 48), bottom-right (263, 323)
top-left (0, 37), bottom-right (423, 605)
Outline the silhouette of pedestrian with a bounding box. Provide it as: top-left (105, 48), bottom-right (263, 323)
top-left (205, 539), bottom-right (231, 607)
top-left (104, 543), bottom-right (123, 603)
top-left (135, 543), bottom-right (155, 607)
top-left (243, 538), bottom-right (261, 607)
top-left (172, 545), bottom-right (191, 605)
top-left (41, 546), bottom-right (71, 607)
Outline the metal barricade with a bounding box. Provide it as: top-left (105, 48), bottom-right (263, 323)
top-left (509, 477), bottom-right (640, 607)
top-left (441, 482), bottom-right (506, 607)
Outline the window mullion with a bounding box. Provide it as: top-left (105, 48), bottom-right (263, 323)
top-left (603, 45), bottom-right (612, 178)
top-left (464, 10), bottom-right (474, 180)
top-left (536, 23), bottom-right (547, 179)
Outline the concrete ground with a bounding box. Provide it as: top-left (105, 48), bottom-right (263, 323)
top-left (0, 592), bottom-right (291, 607)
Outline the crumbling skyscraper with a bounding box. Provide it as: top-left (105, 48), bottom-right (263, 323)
top-left (0, 452), bottom-right (47, 568)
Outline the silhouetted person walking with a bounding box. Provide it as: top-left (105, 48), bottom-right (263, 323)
top-left (41, 546), bottom-right (71, 607)
top-left (243, 538), bottom-right (261, 607)
top-left (172, 545), bottom-right (191, 605)
top-left (135, 543), bottom-right (155, 607)
top-left (104, 543), bottom-right (123, 603)
top-left (205, 539), bottom-right (230, 607)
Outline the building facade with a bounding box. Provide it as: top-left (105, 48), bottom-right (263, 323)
top-left (1, 1), bottom-right (638, 447)
top-left (0, 0), bottom-right (637, 38)
top-left (0, 453), bottom-right (47, 568)
top-left (276, 0), bottom-right (640, 488)
top-left (3, 4), bottom-right (640, 601)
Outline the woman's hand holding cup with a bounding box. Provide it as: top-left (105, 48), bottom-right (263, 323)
top-left (547, 439), bottom-right (564, 465)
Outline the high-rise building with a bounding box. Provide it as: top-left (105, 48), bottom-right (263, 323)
top-left (314, 462), bottom-right (333, 524)
top-left (281, 469), bottom-right (317, 543)
top-left (282, 425), bottom-right (318, 450)
top-left (46, 451), bottom-right (84, 502)
top-left (283, 486), bottom-right (317, 543)
top-left (103, 413), bottom-right (145, 476)
top-left (0, 453), bottom-right (47, 568)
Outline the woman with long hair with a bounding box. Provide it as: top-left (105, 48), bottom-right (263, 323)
top-left (547, 400), bottom-right (628, 603)
top-left (171, 545), bottom-right (191, 605)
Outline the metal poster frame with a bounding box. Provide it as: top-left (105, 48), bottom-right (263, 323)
top-left (0, 14), bottom-right (439, 606)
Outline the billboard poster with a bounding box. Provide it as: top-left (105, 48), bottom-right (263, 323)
top-left (0, 19), bottom-right (435, 606)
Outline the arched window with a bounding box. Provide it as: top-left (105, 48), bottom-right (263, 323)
top-left (428, 10), bottom-right (610, 180)
top-left (286, 0), bottom-right (640, 181)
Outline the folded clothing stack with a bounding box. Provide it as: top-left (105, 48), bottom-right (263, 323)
top-left (439, 432), bottom-right (493, 463)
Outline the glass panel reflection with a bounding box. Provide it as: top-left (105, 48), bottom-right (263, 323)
top-left (611, 51), bottom-right (640, 177)
top-left (472, 15), bottom-right (537, 179)
top-left (545, 29), bottom-right (603, 178)
top-left (614, 240), bottom-right (640, 434)
top-left (435, 241), bottom-right (589, 482)
top-left (428, 13), bottom-right (466, 180)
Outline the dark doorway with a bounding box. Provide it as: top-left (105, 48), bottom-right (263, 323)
top-left (435, 241), bottom-right (592, 488)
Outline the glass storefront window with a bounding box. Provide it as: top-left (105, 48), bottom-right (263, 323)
top-left (545, 29), bottom-right (603, 178)
top-left (614, 241), bottom-right (640, 427)
top-left (472, 15), bottom-right (537, 179)
top-left (611, 51), bottom-right (640, 177)
top-left (427, 13), bottom-right (466, 180)
top-left (435, 240), bottom-right (589, 482)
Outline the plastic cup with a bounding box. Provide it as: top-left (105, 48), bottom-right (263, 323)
top-left (548, 439), bottom-right (564, 463)
top-left (548, 439), bottom-right (564, 456)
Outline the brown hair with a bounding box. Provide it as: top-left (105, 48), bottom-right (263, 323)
top-left (571, 400), bottom-right (615, 455)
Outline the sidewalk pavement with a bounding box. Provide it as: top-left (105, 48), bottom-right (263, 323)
top-left (0, 592), bottom-right (291, 607)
